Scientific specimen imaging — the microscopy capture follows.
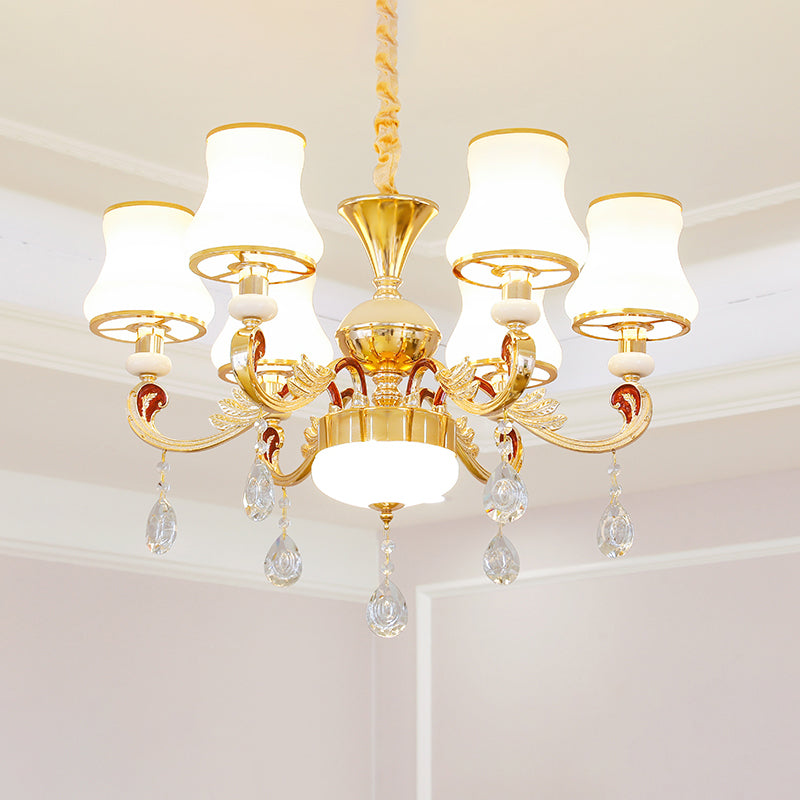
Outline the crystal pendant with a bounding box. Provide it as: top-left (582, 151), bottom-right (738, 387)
top-left (243, 458), bottom-right (275, 521)
top-left (483, 461), bottom-right (528, 523)
top-left (366, 579), bottom-right (408, 638)
top-left (483, 528), bottom-right (520, 585)
top-left (264, 533), bottom-right (303, 587)
top-left (145, 498), bottom-right (177, 555)
top-left (597, 500), bottom-right (634, 558)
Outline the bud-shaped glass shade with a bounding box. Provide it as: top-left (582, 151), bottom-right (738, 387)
top-left (445, 283), bottom-right (562, 387)
top-left (447, 129), bottom-right (587, 290)
top-left (211, 275), bottom-right (333, 382)
top-left (565, 193), bottom-right (699, 341)
top-left (187, 123), bottom-right (323, 284)
top-left (84, 202), bottom-right (214, 343)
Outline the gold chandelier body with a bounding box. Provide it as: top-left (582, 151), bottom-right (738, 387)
top-left (124, 186), bottom-right (653, 496)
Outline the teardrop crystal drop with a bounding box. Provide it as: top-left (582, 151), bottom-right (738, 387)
top-left (243, 458), bottom-right (275, 521)
top-left (483, 529), bottom-right (520, 585)
top-left (483, 461), bottom-right (528, 523)
top-left (264, 533), bottom-right (303, 587)
top-left (597, 500), bottom-right (634, 558)
top-left (366, 580), bottom-right (408, 638)
top-left (145, 498), bottom-right (177, 555)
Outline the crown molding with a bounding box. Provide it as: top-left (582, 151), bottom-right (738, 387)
top-left (2, 301), bottom-right (798, 443)
top-left (0, 469), bottom-right (375, 601)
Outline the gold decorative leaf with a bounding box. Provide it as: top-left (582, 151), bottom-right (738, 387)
top-left (285, 356), bottom-right (335, 400)
top-left (209, 387), bottom-right (264, 431)
top-left (455, 416), bottom-right (480, 458)
top-left (437, 359), bottom-right (479, 403)
top-left (301, 416), bottom-right (320, 458)
top-left (509, 389), bottom-right (567, 432)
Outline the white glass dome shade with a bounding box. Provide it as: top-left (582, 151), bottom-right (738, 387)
top-left (446, 282), bottom-right (561, 387)
top-left (84, 202), bottom-right (215, 343)
top-left (446, 129), bottom-right (587, 290)
top-left (565, 193), bottom-right (699, 341)
top-left (211, 275), bottom-right (334, 382)
top-left (311, 407), bottom-right (458, 508)
top-left (187, 123), bottom-right (323, 284)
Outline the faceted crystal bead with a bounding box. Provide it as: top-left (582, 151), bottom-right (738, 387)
top-left (264, 533), bottom-right (303, 587)
top-left (483, 461), bottom-right (528, 523)
top-left (243, 458), bottom-right (275, 521)
top-left (597, 499), bottom-right (634, 558)
top-left (366, 580), bottom-right (408, 638)
top-left (483, 529), bottom-right (520, 585)
top-left (145, 498), bottom-right (177, 555)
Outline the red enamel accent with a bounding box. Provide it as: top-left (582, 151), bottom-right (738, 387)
top-left (335, 357), bottom-right (368, 396)
top-left (253, 330), bottom-right (266, 364)
top-left (404, 358), bottom-right (438, 395)
top-left (611, 383), bottom-right (642, 424)
top-left (327, 382), bottom-right (343, 408)
top-left (501, 334), bottom-right (513, 370)
top-left (262, 427), bottom-right (282, 461)
top-left (136, 383), bottom-right (167, 423)
top-left (420, 388), bottom-right (436, 407)
top-left (475, 377), bottom-right (496, 398)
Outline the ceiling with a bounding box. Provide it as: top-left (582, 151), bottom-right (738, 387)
top-left (1, 0), bottom-right (799, 541)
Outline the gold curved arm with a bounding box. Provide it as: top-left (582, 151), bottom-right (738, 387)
top-left (512, 383), bottom-right (653, 453)
top-left (435, 331), bottom-right (536, 418)
top-left (261, 418), bottom-right (320, 487)
top-left (231, 327), bottom-right (335, 418)
top-left (454, 416), bottom-right (525, 484)
top-left (128, 382), bottom-right (257, 452)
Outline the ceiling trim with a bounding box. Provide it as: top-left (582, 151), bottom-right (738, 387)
top-left (0, 468), bottom-right (375, 602)
top-left (2, 115), bottom-right (798, 246)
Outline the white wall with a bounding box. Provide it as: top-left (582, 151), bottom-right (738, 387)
top-left (374, 468), bottom-right (800, 800)
top-left (0, 555), bottom-right (374, 799)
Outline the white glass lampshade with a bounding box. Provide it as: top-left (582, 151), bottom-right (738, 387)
top-left (565, 193), bottom-right (699, 340)
top-left (211, 275), bottom-right (333, 380)
top-left (312, 441), bottom-right (458, 507)
top-left (187, 123), bottom-right (323, 283)
top-left (446, 283), bottom-right (562, 387)
top-left (84, 202), bottom-right (214, 343)
top-left (446, 129), bottom-right (587, 289)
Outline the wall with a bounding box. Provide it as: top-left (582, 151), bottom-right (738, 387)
top-left (374, 468), bottom-right (800, 800)
top-left (0, 555), bottom-right (374, 800)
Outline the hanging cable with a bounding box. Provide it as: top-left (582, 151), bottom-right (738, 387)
top-left (373, 0), bottom-right (401, 194)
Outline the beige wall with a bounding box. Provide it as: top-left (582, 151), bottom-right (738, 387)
top-left (375, 468), bottom-right (800, 800)
top-left (0, 556), bottom-right (373, 799)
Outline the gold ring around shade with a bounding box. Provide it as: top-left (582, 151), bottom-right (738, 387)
top-left (473, 357), bottom-right (559, 389)
top-left (468, 128), bottom-right (569, 149)
top-left (216, 359), bottom-right (298, 386)
top-left (452, 249), bottom-right (580, 290)
top-left (103, 201), bottom-right (195, 216)
top-left (588, 192), bottom-right (682, 209)
top-left (189, 246), bottom-right (316, 284)
top-left (571, 309), bottom-right (692, 341)
top-left (88, 310), bottom-right (207, 344)
top-left (317, 406), bottom-right (456, 452)
top-left (205, 122), bottom-right (307, 145)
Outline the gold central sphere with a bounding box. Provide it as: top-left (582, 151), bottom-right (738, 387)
top-left (335, 296), bottom-right (440, 374)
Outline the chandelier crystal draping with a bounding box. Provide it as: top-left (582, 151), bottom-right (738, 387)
top-left (84, 0), bottom-right (697, 637)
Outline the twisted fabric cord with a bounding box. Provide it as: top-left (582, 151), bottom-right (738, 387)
top-left (373, 0), bottom-right (401, 194)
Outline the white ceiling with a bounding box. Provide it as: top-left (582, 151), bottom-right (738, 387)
top-left (1, 0), bottom-right (799, 542)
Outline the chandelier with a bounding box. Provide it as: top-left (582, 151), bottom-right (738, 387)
top-left (84, 0), bottom-right (698, 637)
